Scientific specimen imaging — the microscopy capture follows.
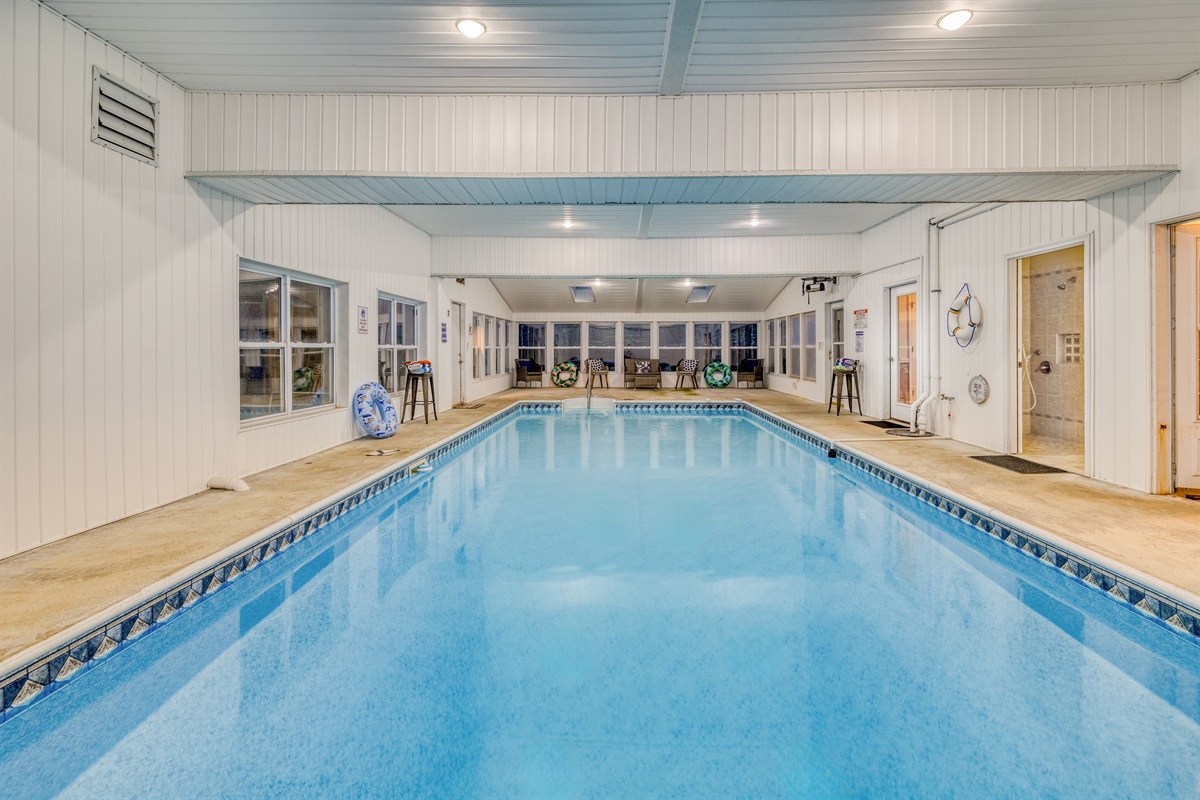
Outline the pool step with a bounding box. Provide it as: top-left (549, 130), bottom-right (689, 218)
top-left (563, 397), bottom-right (616, 414)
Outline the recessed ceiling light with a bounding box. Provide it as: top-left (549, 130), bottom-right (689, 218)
top-left (749, 218), bottom-right (761, 227)
top-left (456, 19), bottom-right (486, 38)
top-left (562, 220), bottom-right (574, 229)
top-left (936, 9), bottom-right (972, 30)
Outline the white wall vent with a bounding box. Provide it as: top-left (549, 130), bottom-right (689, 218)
top-left (91, 67), bottom-right (158, 166)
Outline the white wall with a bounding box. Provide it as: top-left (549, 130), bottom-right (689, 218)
top-left (188, 84), bottom-right (1182, 176)
top-left (0, 0), bottom-right (433, 557)
top-left (436, 277), bottom-right (515, 403)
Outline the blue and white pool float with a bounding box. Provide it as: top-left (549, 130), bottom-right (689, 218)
top-left (353, 382), bottom-right (399, 438)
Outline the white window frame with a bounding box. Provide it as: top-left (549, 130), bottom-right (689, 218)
top-left (787, 315), bottom-right (802, 378)
top-left (802, 311), bottom-right (818, 381)
top-left (377, 295), bottom-right (419, 395)
top-left (729, 321), bottom-right (759, 367)
top-left (239, 263), bottom-right (336, 424)
top-left (656, 322), bottom-right (687, 372)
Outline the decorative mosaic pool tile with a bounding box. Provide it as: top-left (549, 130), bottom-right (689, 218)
top-left (2, 399), bottom-right (1196, 722)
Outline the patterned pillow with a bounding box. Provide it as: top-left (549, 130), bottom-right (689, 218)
top-left (586, 358), bottom-right (606, 373)
top-left (678, 359), bottom-right (698, 373)
top-left (635, 360), bottom-right (651, 374)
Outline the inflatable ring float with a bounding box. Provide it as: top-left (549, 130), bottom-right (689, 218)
top-left (353, 382), bottom-right (399, 439)
top-left (704, 361), bottom-right (732, 388)
top-left (291, 365), bottom-right (315, 392)
top-left (946, 282), bottom-right (982, 347)
top-left (551, 361), bottom-right (579, 387)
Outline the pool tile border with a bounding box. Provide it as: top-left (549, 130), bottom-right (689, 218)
top-left (2, 398), bottom-right (1196, 722)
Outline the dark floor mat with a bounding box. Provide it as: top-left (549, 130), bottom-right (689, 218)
top-left (970, 455), bottom-right (1066, 474)
top-left (455, 403), bottom-right (485, 409)
top-left (862, 419), bottom-right (907, 429)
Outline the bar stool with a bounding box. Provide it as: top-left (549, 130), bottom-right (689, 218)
top-left (827, 368), bottom-right (860, 415)
top-left (402, 371), bottom-right (438, 423)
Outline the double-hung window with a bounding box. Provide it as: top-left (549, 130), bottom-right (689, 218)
top-left (518, 323), bottom-right (546, 370)
top-left (622, 322), bottom-right (651, 365)
top-left (377, 296), bottom-right (418, 394)
top-left (802, 311), bottom-right (818, 381)
top-left (588, 322), bottom-right (617, 369)
top-left (553, 323), bottom-right (581, 367)
top-left (729, 321), bottom-right (758, 367)
top-left (694, 322), bottom-right (722, 367)
top-left (657, 323), bottom-right (686, 371)
top-left (787, 315), bottom-right (802, 378)
top-left (776, 318), bottom-right (787, 375)
top-left (239, 265), bottom-right (335, 422)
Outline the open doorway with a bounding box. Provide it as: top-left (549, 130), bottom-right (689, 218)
top-left (1014, 244), bottom-right (1086, 472)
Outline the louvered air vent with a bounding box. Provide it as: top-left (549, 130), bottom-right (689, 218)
top-left (91, 67), bottom-right (158, 165)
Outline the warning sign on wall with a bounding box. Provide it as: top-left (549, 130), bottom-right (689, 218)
top-left (853, 309), bottom-right (868, 328)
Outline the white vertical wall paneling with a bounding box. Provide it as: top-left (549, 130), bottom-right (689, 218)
top-left (186, 83), bottom-right (1181, 177)
top-left (39, 11), bottom-right (66, 541)
top-left (0, 0), bottom-right (438, 558)
top-left (0, 0), bottom-right (16, 556)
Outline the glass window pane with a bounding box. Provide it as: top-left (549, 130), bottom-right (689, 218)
top-left (292, 347), bottom-right (332, 409)
top-left (239, 348), bottom-right (282, 419)
top-left (398, 302), bottom-right (416, 346)
top-left (377, 298), bottom-right (392, 345)
top-left (290, 281), bottom-right (333, 344)
top-left (788, 315), bottom-right (802, 377)
top-left (553, 323), bottom-right (581, 366)
top-left (378, 348), bottom-right (397, 393)
top-left (519, 323), bottom-right (546, 370)
top-left (694, 322), bottom-right (722, 366)
top-left (239, 270), bottom-right (281, 343)
top-left (657, 323), bottom-right (686, 371)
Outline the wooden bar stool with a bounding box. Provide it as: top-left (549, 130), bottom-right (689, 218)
top-left (828, 368), bottom-right (860, 415)
top-left (402, 371), bottom-right (438, 423)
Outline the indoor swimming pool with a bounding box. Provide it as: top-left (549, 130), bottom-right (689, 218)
top-left (0, 407), bottom-right (1196, 798)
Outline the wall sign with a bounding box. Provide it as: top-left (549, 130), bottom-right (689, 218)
top-left (853, 309), bottom-right (868, 328)
top-left (357, 305), bottom-right (368, 334)
top-left (440, 322), bottom-right (448, 343)
top-left (854, 330), bottom-right (865, 353)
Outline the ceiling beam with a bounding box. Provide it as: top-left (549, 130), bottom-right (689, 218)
top-left (658, 0), bottom-right (704, 96)
top-left (637, 205), bottom-right (655, 238)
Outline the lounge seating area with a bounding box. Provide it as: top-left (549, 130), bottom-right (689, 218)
top-left (623, 357), bottom-right (662, 389)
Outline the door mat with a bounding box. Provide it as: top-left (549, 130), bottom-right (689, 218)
top-left (970, 455), bottom-right (1066, 474)
top-left (862, 420), bottom-right (907, 429)
top-left (455, 403), bottom-right (485, 410)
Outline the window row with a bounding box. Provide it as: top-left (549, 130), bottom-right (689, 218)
top-left (765, 313), bottom-right (819, 381)
top-left (515, 321), bottom-right (760, 372)
top-left (239, 263), bottom-right (425, 423)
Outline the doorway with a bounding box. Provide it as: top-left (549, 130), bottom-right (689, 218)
top-left (451, 302), bottom-right (465, 406)
top-left (889, 285), bottom-right (918, 422)
top-left (1171, 219), bottom-right (1200, 493)
top-left (1014, 244), bottom-right (1086, 473)
top-left (828, 302), bottom-right (845, 364)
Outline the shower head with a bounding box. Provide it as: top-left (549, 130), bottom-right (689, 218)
top-left (1056, 276), bottom-right (1078, 290)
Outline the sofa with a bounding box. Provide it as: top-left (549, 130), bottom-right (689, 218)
top-left (623, 357), bottom-right (661, 389)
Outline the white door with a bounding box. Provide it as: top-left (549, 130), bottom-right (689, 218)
top-left (451, 302), bottom-right (465, 405)
top-left (1174, 222), bottom-right (1200, 491)
top-left (890, 285), bottom-right (919, 422)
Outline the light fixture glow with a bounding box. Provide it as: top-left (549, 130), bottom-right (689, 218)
top-left (456, 18), bottom-right (487, 38)
top-left (593, 278), bottom-right (602, 286)
top-left (562, 220), bottom-right (574, 229)
top-left (936, 9), bottom-right (972, 30)
top-left (749, 218), bottom-right (760, 227)
top-left (683, 278), bottom-right (692, 287)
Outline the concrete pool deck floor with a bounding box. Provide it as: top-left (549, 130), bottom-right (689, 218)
top-left (1, 387), bottom-right (1197, 668)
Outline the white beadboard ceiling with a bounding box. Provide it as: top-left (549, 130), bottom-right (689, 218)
top-left (43, 1), bottom-right (1200, 94)
top-left (386, 203), bottom-right (911, 237)
top-left (490, 276), bottom-right (795, 313)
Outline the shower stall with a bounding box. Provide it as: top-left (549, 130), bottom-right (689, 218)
top-left (1016, 244), bottom-right (1086, 472)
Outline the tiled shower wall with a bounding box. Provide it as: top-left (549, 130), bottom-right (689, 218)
top-left (1021, 246), bottom-right (1086, 444)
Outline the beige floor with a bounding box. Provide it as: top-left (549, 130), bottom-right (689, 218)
top-left (1022, 433), bottom-right (1086, 473)
top-left (1, 386), bottom-right (1197, 669)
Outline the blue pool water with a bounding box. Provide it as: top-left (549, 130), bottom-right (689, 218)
top-left (0, 410), bottom-right (1197, 798)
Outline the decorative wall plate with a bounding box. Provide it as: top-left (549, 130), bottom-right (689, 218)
top-left (968, 374), bottom-right (990, 404)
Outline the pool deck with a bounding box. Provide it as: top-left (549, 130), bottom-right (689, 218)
top-left (1, 387), bottom-right (1197, 671)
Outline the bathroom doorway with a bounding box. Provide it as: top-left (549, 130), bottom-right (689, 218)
top-left (1170, 218), bottom-right (1200, 493)
top-left (1014, 244), bottom-right (1086, 472)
